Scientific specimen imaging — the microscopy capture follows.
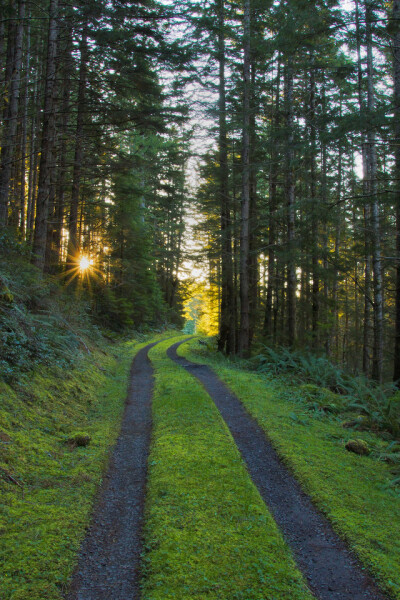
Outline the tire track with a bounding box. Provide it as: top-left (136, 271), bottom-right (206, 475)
top-left (67, 341), bottom-right (159, 600)
top-left (167, 340), bottom-right (387, 600)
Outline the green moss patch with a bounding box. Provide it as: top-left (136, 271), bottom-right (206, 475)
top-left (179, 339), bottom-right (400, 599)
top-left (142, 339), bottom-right (313, 600)
top-left (0, 335), bottom-right (169, 600)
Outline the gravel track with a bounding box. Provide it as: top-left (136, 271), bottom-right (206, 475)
top-left (168, 340), bottom-right (388, 600)
top-left (66, 342), bottom-right (158, 600)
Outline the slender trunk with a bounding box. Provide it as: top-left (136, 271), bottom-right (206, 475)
top-left (364, 1), bottom-right (383, 382)
top-left (19, 19), bottom-right (30, 236)
top-left (363, 203), bottom-right (372, 374)
top-left (32, 0), bottom-right (59, 270)
top-left (285, 56), bottom-right (296, 345)
top-left (26, 48), bottom-right (42, 240)
top-left (249, 59), bottom-right (258, 345)
top-left (309, 52), bottom-right (319, 346)
top-left (0, 0), bottom-right (25, 226)
top-left (67, 30), bottom-right (88, 266)
top-left (217, 0), bottom-right (235, 354)
top-left (239, 0), bottom-right (251, 356)
top-left (330, 145), bottom-right (342, 357)
top-left (53, 28), bottom-right (73, 265)
top-left (356, 0), bottom-right (372, 375)
top-left (264, 58), bottom-right (281, 337)
top-left (392, 0), bottom-right (400, 383)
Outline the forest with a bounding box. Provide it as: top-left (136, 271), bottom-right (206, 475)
top-left (1, 0), bottom-right (400, 599)
top-left (1, 0), bottom-right (400, 383)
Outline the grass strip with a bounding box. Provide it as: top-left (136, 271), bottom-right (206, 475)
top-left (0, 331), bottom-right (173, 600)
top-left (142, 338), bottom-right (314, 600)
top-left (179, 339), bottom-right (400, 600)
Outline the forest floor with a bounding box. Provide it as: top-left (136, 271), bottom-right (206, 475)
top-left (2, 334), bottom-right (399, 600)
top-left (66, 336), bottom-right (396, 600)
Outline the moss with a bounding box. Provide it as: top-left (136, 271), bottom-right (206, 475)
top-left (345, 439), bottom-right (371, 455)
top-left (141, 339), bottom-right (312, 600)
top-left (0, 331), bottom-right (174, 600)
top-left (180, 338), bottom-right (400, 600)
top-left (299, 383), bottom-right (344, 413)
top-left (66, 432), bottom-right (92, 448)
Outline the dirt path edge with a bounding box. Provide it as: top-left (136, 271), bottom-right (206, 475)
top-left (168, 340), bottom-right (389, 600)
top-left (66, 341), bottom-right (159, 600)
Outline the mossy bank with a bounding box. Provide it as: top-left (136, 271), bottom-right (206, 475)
top-left (0, 334), bottom-right (165, 600)
top-left (179, 338), bottom-right (400, 600)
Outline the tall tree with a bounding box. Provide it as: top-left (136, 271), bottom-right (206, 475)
top-left (32, 0), bottom-right (59, 270)
top-left (239, 0), bottom-right (251, 356)
top-left (392, 0), bottom-right (400, 383)
top-left (217, 0), bottom-right (235, 354)
top-left (0, 0), bottom-right (25, 226)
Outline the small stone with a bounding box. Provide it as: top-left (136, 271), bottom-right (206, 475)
top-left (345, 439), bottom-right (370, 456)
top-left (67, 432), bottom-right (92, 448)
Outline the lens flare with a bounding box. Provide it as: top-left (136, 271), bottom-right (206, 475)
top-left (79, 256), bottom-right (91, 272)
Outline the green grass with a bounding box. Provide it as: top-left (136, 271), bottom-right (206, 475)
top-left (179, 338), bottom-right (400, 600)
top-left (142, 338), bottom-right (313, 600)
top-left (0, 331), bottom-right (172, 600)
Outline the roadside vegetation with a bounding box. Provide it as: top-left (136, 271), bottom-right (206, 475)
top-left (179, 338), bottom-right (400, 599)
top-left (0, 335), bottom-right (169, 600)
top-left (142, 338), bottom-right (313, 600)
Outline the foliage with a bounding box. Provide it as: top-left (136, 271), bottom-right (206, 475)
top-left (143, 338), bottom-right (312, 600)
top-left (179, 338), bottom-right (400, 599)
top-left (252, 346), bottom-right (399, 438)
top-left (91, 283), bottom-right (135, 331)
top-left (0, 233), bottom-right (100, 382)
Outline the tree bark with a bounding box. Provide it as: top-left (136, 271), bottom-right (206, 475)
top-left (285, 55), bottom-right (296, 346)
top-left (392, 0), bottom-right (400, 383)
top-left (0, 0), bottom-right (25, 226)
top-left (67, 29), bottom-right (88, 267)
top-left (217, 0), bottom-right (235, 355)
top-left (365, 0), bottom-right (383, 382)
top-left (356, 0), bottom-right (372, 376)
top-left (249, 59), bottom-right (258, 346)
top-left (264, 58), bottom-right (281, 338)
top-left (32, 0), bottom-right (59, 270)
top-left (239, 0), bottom-right (251, 356)
top-left (309, 52), bottom-right (319, 347)
top-left (19, 17), bottom-right (30, 236)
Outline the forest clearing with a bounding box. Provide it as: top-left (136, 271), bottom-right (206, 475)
top-left (1, 0), bottom-right (400, 598)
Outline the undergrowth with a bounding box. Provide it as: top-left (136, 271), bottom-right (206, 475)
top-left (0, 337), bottom-right (149, 600)
top-left (142, 338), bottom-right (313, 600)
top-left (0, 230), bottom-right (100, 383)
top-left (180, 338), bottom-right (400, 599)
top-left (252, 346), bottom-right (400, 447)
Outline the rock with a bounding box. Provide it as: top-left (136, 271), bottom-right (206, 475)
top-left (345, 439), bottom-right (370, 456)
top-left (67, 432), bottom-right (91, 448)
top-left (0, 431), bottom-right (11, 443)
top-left (342, 416), bottom-right (369, 430)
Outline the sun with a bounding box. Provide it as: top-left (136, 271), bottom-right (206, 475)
top-left (79, 256), bottom-right (92, 272)
top-left (62, 253), bottom-right (101, 287)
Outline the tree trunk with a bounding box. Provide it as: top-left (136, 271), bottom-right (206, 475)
top-left (239, 0), bottom-right (251, 357)
top-left (264, 58), bottom-right (281, 338)
top-left (249, 59), bottom-right (258, 346)
top-left (356, 0), bottom-right (372, 376)
top-left (67, 29), bottom-right (88, 267)
top-left (309, 52), bottom-right (319, 347)
top-left (285, 56), bottom-right (296, 345)
top-left (19, 18), bottom-right (30, 236)
top-left (0, 0), bottom-right (25, 226)
top-left (32, 0), bottom-right (59, 270)
top-left (48, 27), bottom-right (73, 268)
top-left (365, 0), bottom-right (383, 382)
top-left (392, 0), bottom-right (400, 383)
top-left (217, 0), bottom-right (235, 355)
